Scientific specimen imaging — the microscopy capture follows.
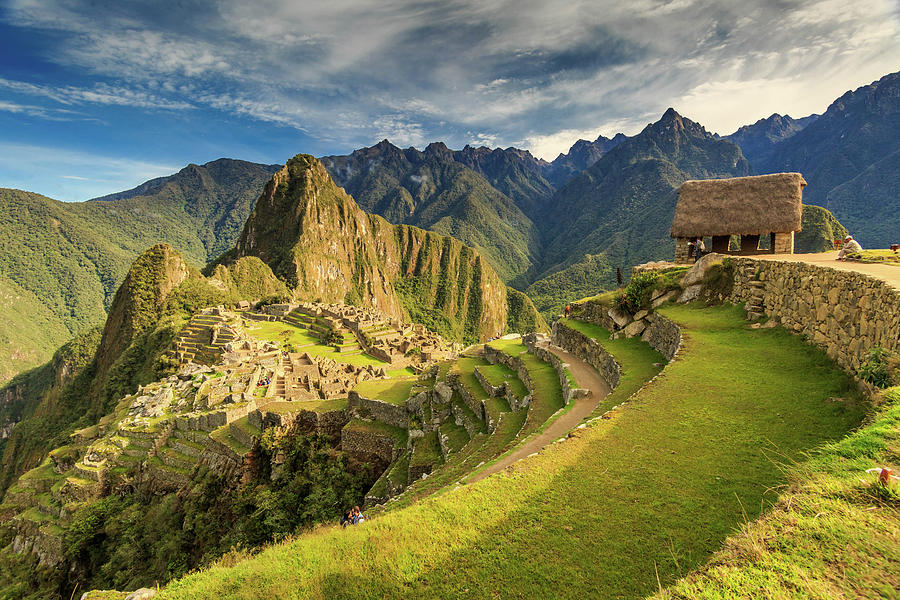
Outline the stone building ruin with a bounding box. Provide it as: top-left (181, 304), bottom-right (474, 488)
top-left (671, 172), bottom-right (806, 262)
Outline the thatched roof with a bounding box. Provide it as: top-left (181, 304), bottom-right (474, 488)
top-left (670, 173), bottom-right (806, 238)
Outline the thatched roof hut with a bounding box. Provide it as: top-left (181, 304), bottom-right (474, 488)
top-left (670, 173), bottom-right (806, 238)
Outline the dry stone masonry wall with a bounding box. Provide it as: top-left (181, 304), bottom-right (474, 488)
top-left (728, 258), bottom-right (900, 374)
top-left (551, 322), bottom-right (621, 389)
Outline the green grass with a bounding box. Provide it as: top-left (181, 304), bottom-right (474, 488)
top-left (159, 304), bottom-right (868, 600)
top-left (452, 356), bottom-right (491, 402)
top-left (438, 422), bottom-right (470, 455)
top-left (475, 363), bottom-right (528, 400)
top-left (559, 318), bottom-right (667, 420)
top-left (261, 399), bottom-right (349, 414)
top-left (352, 378), bottom-right (417, 406)
top-left (246, 320), bottom-right (389, 368)
top-left (487, 339), bottom-right (564, 437)
top-left (654, 385), bottom-right (900, 599)
top-left (344, 419), bottom-right (408, 446)
top-left (410, 431), bottom-right (442, 469)
top-left (847, 249), bottom-right (900, 266)
top-left (209, 426), bottom-right (251, 456)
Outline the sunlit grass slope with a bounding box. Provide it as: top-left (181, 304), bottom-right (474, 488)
top-left (160, 304), bottom-right (866, 600)
top-left (655, 386), bottom-right (900, 599)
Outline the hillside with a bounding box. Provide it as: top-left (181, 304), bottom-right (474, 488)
top-left (525, 108), bottom-right (751, 315)
top-left (143, 303), bottom-right (866, 599)
top-left (543, 132), bottom-right (627, 188)
top-left (0, 245), bottom-right (287, 493)
top-left (320, 141), bottom-right (544, 284)
top-left (224, 154), bottom-right (544, 343)
top-left (0, 160), bottom-right (278, 383)
top-left (751, 71), bottom-right (900, 247)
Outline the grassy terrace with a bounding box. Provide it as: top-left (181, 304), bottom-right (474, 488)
top-left (452, 356), bottom-right (491, 402)
top-left (476, 362), bottom-right (528, 400)
top-left (558, 317), bottom-right (666, 421)
top-left (344, 418), bottom-right (408, 446)
top-left (245, 320), bottom-right (387, 368)
top-left (352, 378), bottom-right (417, 405)
top-left (159, 304), bottom-right (868, 599)
top-left (487, 339), bottom-right (564, 437)
top-left (848, 249), bottom-right (900, 266)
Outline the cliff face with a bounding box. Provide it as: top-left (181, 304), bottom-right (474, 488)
top-left (95, 244), bottom-right (190, 375)
top-left (231, 155), bottom-right (538, 342)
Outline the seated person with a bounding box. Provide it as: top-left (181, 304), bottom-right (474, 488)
top-left (838, 235), bottom-right (862, 260)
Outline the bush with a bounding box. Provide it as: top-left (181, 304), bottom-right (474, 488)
top-left (614, 271), bottom-right (660, 314)
top-left (859, 347), bottom-right (898, 388)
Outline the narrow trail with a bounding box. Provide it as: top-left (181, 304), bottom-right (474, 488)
top-left (468, 344), bottom-right (611, 483)
top-left (758, 251), bottom-right (900, 290)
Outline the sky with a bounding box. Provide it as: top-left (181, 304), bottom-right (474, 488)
top-left (0, 0), bottom-right (898, 201)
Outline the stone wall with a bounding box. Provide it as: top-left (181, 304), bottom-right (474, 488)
top-left (728, 257), bottom-right (900, 374)
top-left (551, 322), bottom-right (621, 389)
top-left (641, 313), bottom-right (682, 361)
top-left (523, 333), bottom-right (590, 405)
top-left (340, 425), bottom-right (402, 467)
top-left (348, 391), bottom-right (409, 429)
top-left (249, 407), bottom-right (349, 439)
top-left (483, 345), bottom-right (533, 411)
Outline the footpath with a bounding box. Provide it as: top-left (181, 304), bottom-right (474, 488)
top-left (468, 344), bottom-right (610, 483)
top-left (759, 251), bottom-right (900, 290)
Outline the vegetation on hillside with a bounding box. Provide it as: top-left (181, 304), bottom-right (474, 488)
top-left (155, 304), bottom-right (865, 599)
top-left (224, 154), bottom-right (545, 344)
top-left (0, 160), bottom-right (276, 383)
top-left (0, 431), bottom-right (374, 599)
top-left (654, 386), bottom-right (900, 599)
top-left (320, 140), bottom-right (543, 283)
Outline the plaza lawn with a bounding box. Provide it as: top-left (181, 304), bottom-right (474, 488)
top-left (160, 304), bottom-right (867, 600)
top-left (245, 320), bottom-right (389, 368)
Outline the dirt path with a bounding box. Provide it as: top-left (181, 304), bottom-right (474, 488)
top-left (468, 344), bottom-right (611, 483)
top-left (757, 251), bottom-right (900, 290)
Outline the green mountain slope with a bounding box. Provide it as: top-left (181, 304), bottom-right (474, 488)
top-left (755, 71), bottom-right (900, 247)
top-left (725, 113), bottom-right (817, 167)
top-left (0, 244), bottom-right (287, 493)
top-left (525, 108), bottom-right (751, 315)
top-left (224, 154), bottom-right (544, 344)
top-left (0, 159), bottom-right (277, 383)
top-left (320, 141), bottom-right (543, 284)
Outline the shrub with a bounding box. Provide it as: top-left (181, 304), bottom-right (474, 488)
top-left (615, 271), bottom-right (660, 314)
top-left (859, 347), bottom-right (898, 388)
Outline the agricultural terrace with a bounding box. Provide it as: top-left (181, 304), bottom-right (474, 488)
top-left (159, 304), bottom-right (867, 599)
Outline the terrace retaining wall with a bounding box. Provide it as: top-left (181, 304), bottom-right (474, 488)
top-left (348, 391), bottom-right (409, 428)
top-left (728, 258), bottom-right (900, 374)
top-left (551, 322), bottom-right (622, 389)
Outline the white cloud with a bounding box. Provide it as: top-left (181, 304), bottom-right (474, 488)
top-left (0, 142), bottom-right (179, 201)
top-left (0, 78), bottom-right (193, 110)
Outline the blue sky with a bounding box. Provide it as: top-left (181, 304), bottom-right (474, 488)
top-left (1, 0), bottom-right (898, 201)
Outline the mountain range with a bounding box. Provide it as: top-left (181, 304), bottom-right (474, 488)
top-left (1, 70), bottom-right (897, 387)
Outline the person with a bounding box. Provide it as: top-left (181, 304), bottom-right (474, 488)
top-left (838, 235), bottom-right (862, 260)
top-left (340, 508), bottom-right (352, 528)
top-left (693, 237), bottom-right (706, 261)
top-left (350, 506), bottom-right (365, 525)
top-left (687, 238), bottom-right (696, 260)
top-left (564, 304), bottom-right (571, 318)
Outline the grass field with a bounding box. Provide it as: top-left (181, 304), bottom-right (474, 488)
top-left (158, 304), bottom-right (868, 599)
top-left (848, 249), bottom-right (900, 267)
top-left (246, 320), bottom-right (388, 368)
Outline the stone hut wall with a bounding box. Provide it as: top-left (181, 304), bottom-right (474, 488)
top-left (728, 258), bottom-right (900, 374)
